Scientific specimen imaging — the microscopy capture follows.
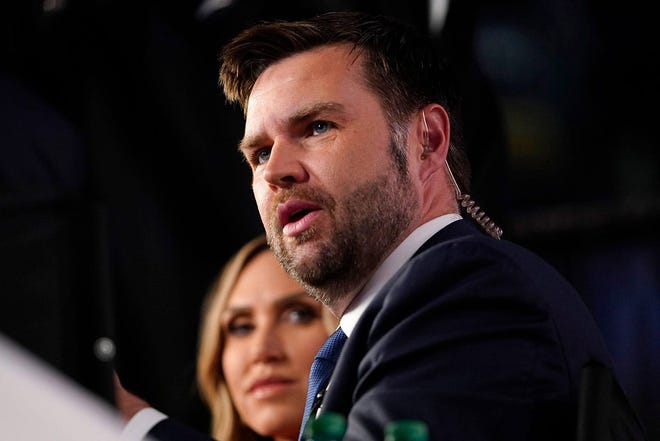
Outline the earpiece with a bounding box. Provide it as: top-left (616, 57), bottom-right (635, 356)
top-left (420, 145), bottom-right (433, 159)
top-left (420, 111), bottom-right (432, 159)
top-left (421, 110), bottom-right (503, 240)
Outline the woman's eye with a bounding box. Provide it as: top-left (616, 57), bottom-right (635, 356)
top-left (227, 320), bottom-right (254, 336)
top-left (285, 305), bottom-right (319, 324)
top-left (311, 121), bottom-right (331, 136)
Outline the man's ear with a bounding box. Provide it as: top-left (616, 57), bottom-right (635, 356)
top-left (418, 103), bottom-right (450, 161)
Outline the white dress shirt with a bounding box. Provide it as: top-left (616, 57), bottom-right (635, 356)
top-left (120, 407), bottom-right (167, 441)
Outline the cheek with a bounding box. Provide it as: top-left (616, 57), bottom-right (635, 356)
top-left (221, 346), bottom-right (245, 399)
top-left (291, 328), bottom-right (331, 366)
top-left (332, 134), bottom-right (392, 183)
top-left (252, 181), bottom-right (271, 220)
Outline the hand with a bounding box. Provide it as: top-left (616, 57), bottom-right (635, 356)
top-left (113, 371), bottom-right (151, 421)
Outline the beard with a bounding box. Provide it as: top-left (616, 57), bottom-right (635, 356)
top-left (266, 143), bottom-right (418, 309)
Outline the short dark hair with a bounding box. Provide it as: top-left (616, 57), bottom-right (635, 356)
top-left (219, 10), bottom-right (470, 191)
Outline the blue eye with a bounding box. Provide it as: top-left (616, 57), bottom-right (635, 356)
top-left (311, 121), bottom-right (331, 136)
top-left (255, 148), bottom-right (271, 165)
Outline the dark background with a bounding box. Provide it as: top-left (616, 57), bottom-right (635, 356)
top-left (1, 0), bottom-right (658, 438)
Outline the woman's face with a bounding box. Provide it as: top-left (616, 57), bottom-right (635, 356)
top-left (221, 250), bottom-right (330, 440)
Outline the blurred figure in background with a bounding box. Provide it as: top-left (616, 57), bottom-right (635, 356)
top-left (117, 235), bottom-right (337, 441)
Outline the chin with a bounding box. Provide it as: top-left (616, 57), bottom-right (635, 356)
top-left (251, 415), bottom-right (300, 440)
top-left (255, 421), bottom-right (301, 440)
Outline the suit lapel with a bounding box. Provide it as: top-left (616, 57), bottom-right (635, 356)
top-left (321, 219), bottom-right (482, 416)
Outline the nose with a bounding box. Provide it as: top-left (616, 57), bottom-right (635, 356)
top-left (251, 325), bottom-right (285, 364)
top-left (262, 139), bottom-right (309, 189)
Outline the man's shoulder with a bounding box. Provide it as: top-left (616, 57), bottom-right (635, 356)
top-left (358, 221), bottom-right (601, 350)
top-left (406, 220), bottom-right (568, 293)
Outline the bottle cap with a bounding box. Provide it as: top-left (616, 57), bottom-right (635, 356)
top-left (384, 419), bottom-right (429, 441)
top-left (304, 412), bottom-right (347, 440)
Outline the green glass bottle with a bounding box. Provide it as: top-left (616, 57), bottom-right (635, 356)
top-left (384, 419), bottom-right (429, 441)
top-left (303, 412), bottom-right (347, 441)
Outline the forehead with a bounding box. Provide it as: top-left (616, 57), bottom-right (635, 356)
top-left (254, 43), bottom-right (363, 85)
top-left (227, 251), bottom-right (304, 307)
top-left (245, 44), bottom-right (373, 120)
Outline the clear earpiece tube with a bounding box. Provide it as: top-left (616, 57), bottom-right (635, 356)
top-left (421, 110), bottom-right (503, 239)
top-left (445, 160), bottom-right (503, 240)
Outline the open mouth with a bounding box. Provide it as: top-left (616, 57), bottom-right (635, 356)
top-left (277, 200), bottom-right (322, 236)
top-left (288, 208), bottom-right (313, 223)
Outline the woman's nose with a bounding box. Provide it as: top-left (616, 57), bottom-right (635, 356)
top-left (251, 326), bottom-right (285, 363)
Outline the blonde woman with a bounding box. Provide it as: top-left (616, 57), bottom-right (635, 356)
top-left (197, 234), bottom-right (336, 441)
top-left (117, 235), bottom-right (336, 441)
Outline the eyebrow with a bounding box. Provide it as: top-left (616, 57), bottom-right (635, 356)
top-left (238, 102), bottom-right (347, 153)
top-left (222, 291), bottom-right (310, 316)
top-left (288, 101), bottom-right (346, 125)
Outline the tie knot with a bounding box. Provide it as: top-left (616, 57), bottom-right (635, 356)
top-left (316, 328), bottom-right (347, 363)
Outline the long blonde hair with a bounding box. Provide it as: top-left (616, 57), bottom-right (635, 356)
top-left (196, 235), bottom-right (336, 441)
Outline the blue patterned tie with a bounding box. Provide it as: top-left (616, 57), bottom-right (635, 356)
top-left (299, 327), bottom-right (347, 439)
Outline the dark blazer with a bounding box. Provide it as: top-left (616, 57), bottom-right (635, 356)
top-left (321, 219), bottom-right (645, 441)
top-left (149, 219), bottom-right (645, 441)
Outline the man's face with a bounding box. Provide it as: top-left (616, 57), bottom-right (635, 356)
top-left (241, 44), bottom-right (419, 312)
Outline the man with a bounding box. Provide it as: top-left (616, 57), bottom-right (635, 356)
top-left (124, 10), bottom-right (645, 441)
top-left (219, 10), bottom-right (645, 441)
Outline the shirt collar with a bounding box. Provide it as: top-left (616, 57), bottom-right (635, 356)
top-left (340, 214), bottom-right (461, 337)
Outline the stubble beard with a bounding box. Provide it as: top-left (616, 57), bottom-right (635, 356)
top-left (267, 148), bottom-right (418, 310)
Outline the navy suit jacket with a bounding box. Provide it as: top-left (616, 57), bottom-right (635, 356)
top-left (149, 219), bottom-right (644, 441)
top-left (320, 219), bottom-right (645, 440)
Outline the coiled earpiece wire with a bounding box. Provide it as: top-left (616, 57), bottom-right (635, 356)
top-left (421, 111), bottom-right (503, 240)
